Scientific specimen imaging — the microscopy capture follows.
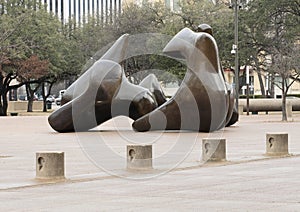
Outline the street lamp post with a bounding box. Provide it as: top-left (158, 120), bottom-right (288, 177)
top-left (232, 0), bottom-right (240, 114)
top-left (246, 65), bottom-right (250, 115)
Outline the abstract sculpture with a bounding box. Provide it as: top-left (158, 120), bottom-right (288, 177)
top-left (48, 60), bottom-right (157, 133)
top-left (132, 27), bottom-right (238, 132)
top-left (48, 26), bottom-right (238, 133)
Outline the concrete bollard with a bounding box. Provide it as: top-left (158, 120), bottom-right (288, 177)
top-left (36, 152), bottom-right (65, 180)
top-left (202, 138), bottom-right (226, 162)
top-left (266, 133), bottom-right (289, 156)
top-left (127, 145), bottom-right (152, 170)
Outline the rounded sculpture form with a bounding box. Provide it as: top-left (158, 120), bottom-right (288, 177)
top-left (48, 60), bottom-right (157, 133)
top-left (197, 24), bottom-right (238, 127)
top-left (61, 34), bottom-right (130, 106)
top-left (197, 23), bottom-right (213, 35)
top-left (139, 74), bottom-right (167, 106)
top-left (132, 28), bottom-right (237, 132)
top-left (48, 26), bottom-right (238, 133)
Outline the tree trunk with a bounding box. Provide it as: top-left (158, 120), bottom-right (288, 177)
top-left (42, 81), bottom-right (55, 112)
top-left (43, 99), bottom-right (47, 112)
top-left (2, 91), bottom-right (8, 116)
top-left (0, 92), bottom-right (8, 116)
top-left (27, 97), bottom-right (34, 112)
top-left (1, 72), bottom-right (24, 116)
top-left (26, 82), bottom-right (42, 112)
top-left (282, 94), bottom-right (287, 121)
top-left (0, 72), bottom-right (5, 116)
top-left (41, 82), bottom-right (47, 112)
top-left (26, 84), bottom-right (34, 112)
top-left (281, 77), bottom-right (287, 121)
top-left (0, 100), bottom-right (3, 116)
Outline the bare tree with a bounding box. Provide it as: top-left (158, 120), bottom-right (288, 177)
top-left (270, 44), bottom-right (300, 121)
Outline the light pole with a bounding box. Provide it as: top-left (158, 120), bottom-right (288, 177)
top-left (231, 0), bottom-right (240, 113)
top-left (246, 65), bottom-right (250, 115)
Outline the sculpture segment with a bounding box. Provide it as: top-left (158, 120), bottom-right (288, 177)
top-left (139, 74), bottom-right (167, 106)
top-left (197, 23), bottom-right (239, 127)
top-left (48, 60), bottom-right (157, 133)
top-left (60, 34), bottom-right (130, 106)
top-left (132, 28), bottom-right (232, 132)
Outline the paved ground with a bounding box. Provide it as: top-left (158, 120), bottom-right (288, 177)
top-left (1, 112), bottom-right (300, 211)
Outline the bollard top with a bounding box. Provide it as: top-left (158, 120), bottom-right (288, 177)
top-left (266, 132), bottom-right (288, 135)
top-left (36, 151), bottom-right (65, 156)
top-left (202, 138), bottom-right (226, 141)
top-left (127, 144), bottom-right (152, 148)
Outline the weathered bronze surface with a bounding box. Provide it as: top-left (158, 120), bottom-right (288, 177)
top-left (132, 28), bottom-right (237, 132)
top-left (48, 59), bottom-right (157, 133)
top-left (139, 74), bottom-right (167, 106)
top-left (49, 26), bottom-right (238, 133)
top-left (60, 34), bottom-right (130, 106)
top-left (198, 23), bottom-right (239, 127)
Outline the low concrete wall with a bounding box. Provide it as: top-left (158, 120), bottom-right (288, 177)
top-left (7, 101), bottom-right (44, 112)
top-left (239, 98), bottom-right (300, 112)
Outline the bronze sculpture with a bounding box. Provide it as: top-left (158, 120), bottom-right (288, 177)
top-left (132, 27), bottom-right (238, 132)
top-left (48, 26), bottom-right (238, 133)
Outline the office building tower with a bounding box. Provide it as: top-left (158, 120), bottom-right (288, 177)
top-left (43, 0), bottom-right (121, 24)
top-left (0, 0), bottom-right (121, 24)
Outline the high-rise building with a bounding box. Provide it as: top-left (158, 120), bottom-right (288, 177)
top-left (43, 0), bottom-right (122, 24)
top-left (0, 0), bottom-right (121, 24)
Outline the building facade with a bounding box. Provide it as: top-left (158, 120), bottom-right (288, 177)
top-left (43, 0), bottom-right (121, 24)
top-left (122, 0), bottom-right (179, 11)
top-left (0, 0), bottom-right (121, 24)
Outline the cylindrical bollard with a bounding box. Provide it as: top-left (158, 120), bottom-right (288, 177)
top-left (127, 145), bottom-right (152, 170)
top-left (36, 152), bottom-right (65, 180)
top-left (202, 138), bottom-right (226, 162)
top-left (266, 133), bottom-right (289, 156)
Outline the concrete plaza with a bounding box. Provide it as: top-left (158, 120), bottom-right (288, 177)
top-left (1, 112), bottom-right (300, 211)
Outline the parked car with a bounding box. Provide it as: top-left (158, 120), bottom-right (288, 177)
top-left (55, 90), bottom-right (66, 106)
top-left (33, 94), bottom-right (39, 101)
top-left (19, 95), bottom-right (27, 101)
top-left (19, 94), bottom-right (38, 101)
top-left (46, 95), bottom-right (56, 103)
